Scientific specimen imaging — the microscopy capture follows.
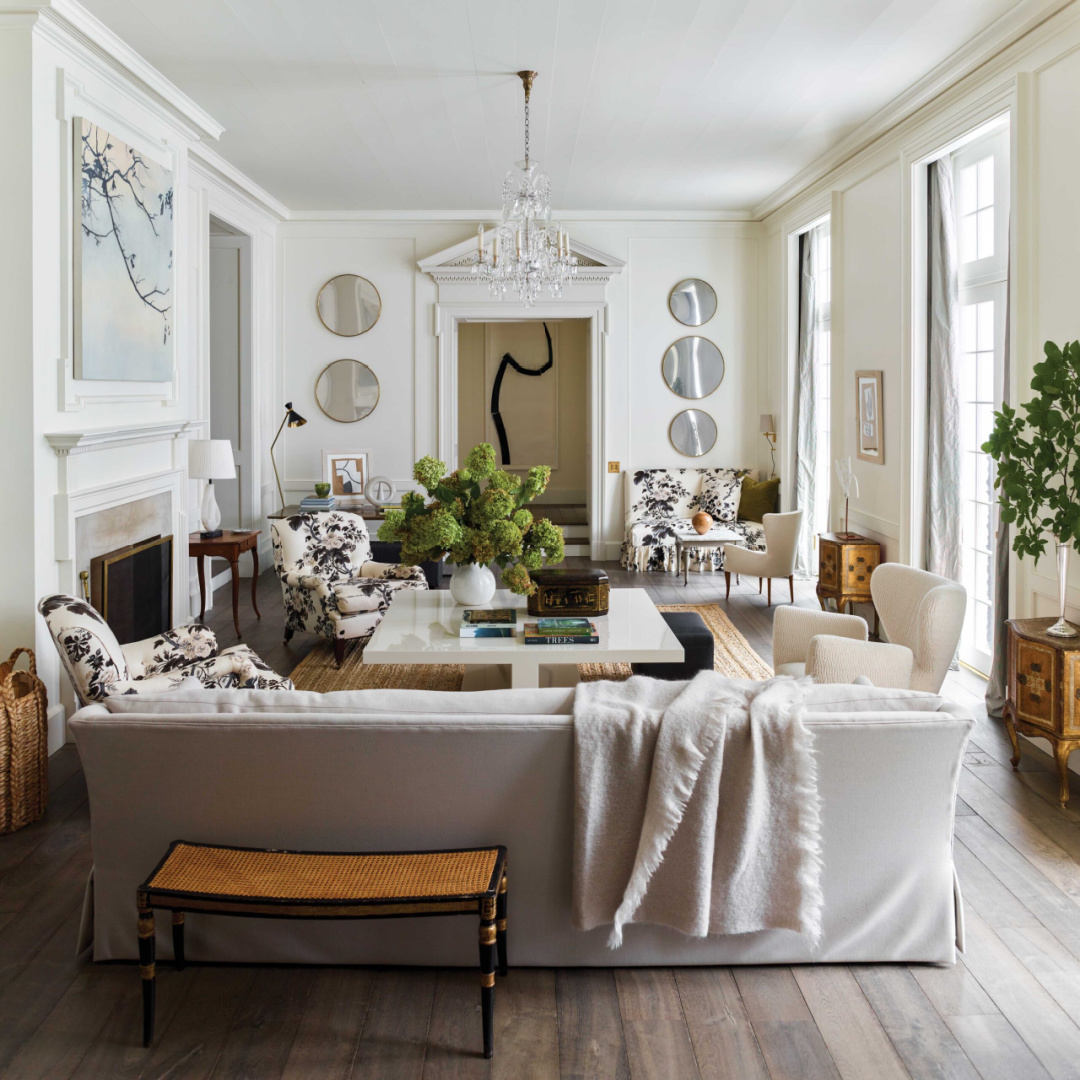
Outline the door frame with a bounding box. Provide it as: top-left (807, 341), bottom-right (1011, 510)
top-left (206, 224), bottom-right (254, 595)
top-left (435, 301), bottom-right (608, 560)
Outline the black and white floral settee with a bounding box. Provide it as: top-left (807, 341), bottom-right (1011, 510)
top-left (620, 467), bottom-right (767, 573)
top-left (37, 594), bottom-right (293, 706)
top-left (271, 510), bottom-right (427, 666)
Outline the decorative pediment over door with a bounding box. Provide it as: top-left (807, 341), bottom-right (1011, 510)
top-left (418, 232), bottom-right (624, 303)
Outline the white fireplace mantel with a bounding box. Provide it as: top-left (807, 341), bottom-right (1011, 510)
top-left (45, 421), bottom-right (196, 495)
top-left (45, 421), bottom-right (195, 457)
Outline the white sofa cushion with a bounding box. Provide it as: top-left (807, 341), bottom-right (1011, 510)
top-left (804, 682), bottom-right (945, 712)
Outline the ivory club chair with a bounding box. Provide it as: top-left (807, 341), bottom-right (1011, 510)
top-left (271, 511), bottom-right (428, 666)
top-left (772, 563), bottom-right (967, 693)
top-left (37, 594), bottom-right (293, 707)
top-left (722, 510), bottom-right (804, 605)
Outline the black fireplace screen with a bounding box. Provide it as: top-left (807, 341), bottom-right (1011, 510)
top-left (90, 535), bottom-right (173, 644)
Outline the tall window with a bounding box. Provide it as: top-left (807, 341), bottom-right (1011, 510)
top-left (953, 130), bottom-right (1009, 674)
top-left (812, 224), bottom-right (831, 539)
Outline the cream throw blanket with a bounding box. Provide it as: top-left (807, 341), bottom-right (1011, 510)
top-left (573, 672), bottom-right (823, 948)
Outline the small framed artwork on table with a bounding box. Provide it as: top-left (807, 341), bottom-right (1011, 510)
top-left (322, 451), bottom-right (370, 507)
top-left (855, 370), bottom-right (884, 465)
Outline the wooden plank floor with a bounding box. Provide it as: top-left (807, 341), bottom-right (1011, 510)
top-left (6, 562), bottom-right (1080, 1078)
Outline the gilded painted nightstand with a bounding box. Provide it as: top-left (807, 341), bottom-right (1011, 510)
top-left (1004, 617), bottom-right (1080, 806)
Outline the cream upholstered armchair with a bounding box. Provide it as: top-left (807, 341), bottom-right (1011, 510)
top-left (772, 563), bottom-right (966, 692)
top-left (723, 510), bottom-right (803, 605)
top-left (38, 594), bottom-right (293, 707)
top-left (271, 511), bottom-right (427, 667)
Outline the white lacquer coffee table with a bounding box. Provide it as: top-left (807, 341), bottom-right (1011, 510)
top-left (363, 588), bottom-right (684, 690)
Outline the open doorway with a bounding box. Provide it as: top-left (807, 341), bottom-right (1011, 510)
top-left (207, 217), bottom-right (253, 590)
top-left (457, 319), bottom-right (589, 557)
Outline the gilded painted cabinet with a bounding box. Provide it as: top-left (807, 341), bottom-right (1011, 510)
top-left (1004, 618), bottom-right (1080, 806)
top-left (816, 533), bottom-right (881, 621)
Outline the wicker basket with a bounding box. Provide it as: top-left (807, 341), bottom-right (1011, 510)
top-left (0, 648), bottom-right (49, 834)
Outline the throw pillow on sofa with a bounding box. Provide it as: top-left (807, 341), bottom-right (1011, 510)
top-left (738, 476), bottom-right (781, 522)
top-left (696, 469), bottom-right (746, 523)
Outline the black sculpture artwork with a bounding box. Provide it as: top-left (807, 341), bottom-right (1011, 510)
top-left (490, 322), bottom-right (553, 465)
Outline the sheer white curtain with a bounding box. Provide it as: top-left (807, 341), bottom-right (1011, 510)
top-left (986, 241), bottom-right (1011, 715)
top-left (793, 229), bottom-right (817, 578)
top-left (926, 159), bottom-right (963, 583)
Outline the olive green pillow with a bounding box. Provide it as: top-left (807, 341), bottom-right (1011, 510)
top-left (738, 476), bottom-right (781, 523)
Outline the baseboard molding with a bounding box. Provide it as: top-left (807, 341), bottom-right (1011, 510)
top-left (47, 703), bottom-right (67, 755)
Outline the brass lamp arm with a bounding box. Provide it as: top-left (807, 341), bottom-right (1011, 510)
top-left (270, 413), bottom-right (289, 514)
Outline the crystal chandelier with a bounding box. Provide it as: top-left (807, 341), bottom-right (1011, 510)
top-left (473, 71), bottom-right (576, 306)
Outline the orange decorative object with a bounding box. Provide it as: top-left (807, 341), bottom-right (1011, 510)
top-left (692, 512), bottom-right (713, 535)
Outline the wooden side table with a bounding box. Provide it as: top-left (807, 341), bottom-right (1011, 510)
top-left (188, 530), bottom-right (261, 639)
top-left (1003, 617), bottom-right (1080, 806)
top-left (816, 533), bottom-right (881, 633)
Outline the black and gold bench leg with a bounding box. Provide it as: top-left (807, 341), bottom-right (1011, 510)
top-left (479, 897), bottom-right (497, 1059)
top-left (172, 912), bottom-right (185, 971)
top-left (137, 896), bottom-right (156, 1047)
top-left (496, 870), bottom-right (508, 977)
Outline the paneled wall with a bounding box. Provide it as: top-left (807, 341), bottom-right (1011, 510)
top-left (277, 220), bottom-right (765, 556)
top-left (761, 3), bottom-right (1080, 619)
top-left (0, 6), bottom-right (281, 745)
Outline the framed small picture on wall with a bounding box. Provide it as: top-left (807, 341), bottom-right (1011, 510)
top-left (322, 451), bottom-right (370, 506)
top-left (855, 370), bottom-right (884, 465)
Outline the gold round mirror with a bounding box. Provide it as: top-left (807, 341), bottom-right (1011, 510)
top-left (669, 409), bottom-right (717, 457)
top-left (315, 359), bottom-right (380, 423)
top-left (669, 278), bottom-right (717, 326)
top-left (316, 274), bottom-right (381, 336)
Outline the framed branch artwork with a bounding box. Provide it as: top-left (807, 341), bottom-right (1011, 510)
top-left (856, 370), bottom-right (884, 464)
top-left (322, 451), bottom-right (370, 507)
top-left (73, 118), bottom-right (175, 382)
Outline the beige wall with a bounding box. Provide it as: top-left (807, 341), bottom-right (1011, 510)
top-left (458, 320), bottom-right (588, 502)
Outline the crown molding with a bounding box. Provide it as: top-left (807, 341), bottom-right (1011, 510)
top-left (752, 0), bottom-right (1076, 221)
top-left (188, 143), bottom-right (289, 222)
top-left (6, 0), bottom-right (224, 141)
top-left (284, 207), bottom-right (754, 223)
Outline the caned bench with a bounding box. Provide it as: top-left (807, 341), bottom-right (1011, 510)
top-left (137, 841), bottom-right (509, 1057)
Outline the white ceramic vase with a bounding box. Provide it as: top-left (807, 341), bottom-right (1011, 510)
top-left (449, 562), bottom-right (497, 607)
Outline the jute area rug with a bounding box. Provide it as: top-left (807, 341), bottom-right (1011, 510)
top-left (289, 604), bottom-right (772, 692)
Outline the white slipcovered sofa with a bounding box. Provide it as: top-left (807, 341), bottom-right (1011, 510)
top-left (621, 467), bottom-right (768, 572)
top-left (71, 681), bottom-right (972, 967)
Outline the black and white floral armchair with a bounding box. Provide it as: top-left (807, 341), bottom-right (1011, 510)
top-left (271, 511), bottom-right (428, 666)
top-left (620, 467), bottom-right (768, 573)
top-left (37, 594), bottom-right (294, 707)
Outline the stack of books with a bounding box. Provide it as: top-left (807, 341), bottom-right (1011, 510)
top-left (524, 617), bottom-right (599, 645)
top-left (299, 495), bottom-right (337, 512)
top-left (459, 608), bottom-right (517, 638)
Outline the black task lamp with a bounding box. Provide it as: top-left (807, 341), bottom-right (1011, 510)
top-left (270, 402), bottom-right (307, 514)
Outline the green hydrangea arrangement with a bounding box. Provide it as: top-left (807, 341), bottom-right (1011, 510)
top-left (377, 443), bottom-right (565, 594)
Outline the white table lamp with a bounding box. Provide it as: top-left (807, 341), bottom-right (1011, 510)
top-left (189, 439), bottom-right (236, 538)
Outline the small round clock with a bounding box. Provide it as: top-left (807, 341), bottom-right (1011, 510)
top-left (364, 475), bottom-right (397, 507)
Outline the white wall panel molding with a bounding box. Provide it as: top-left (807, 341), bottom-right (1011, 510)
top-left (55, 67), bottom-right (184, 411)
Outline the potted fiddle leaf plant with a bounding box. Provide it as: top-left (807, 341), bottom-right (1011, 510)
top-left (377, 443), bottom-right (565, 606)
top-left (983, 339), bottom-right (1080, 637)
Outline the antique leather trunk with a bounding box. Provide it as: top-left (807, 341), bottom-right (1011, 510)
top-left (526, 569), bottom-right (610, 617)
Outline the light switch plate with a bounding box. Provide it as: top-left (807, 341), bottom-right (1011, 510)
top-left (608, 461), bottom-right (620, 473)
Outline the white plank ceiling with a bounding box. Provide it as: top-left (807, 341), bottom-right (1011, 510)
top-left (81, 0), bottom-right (1028, 212)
